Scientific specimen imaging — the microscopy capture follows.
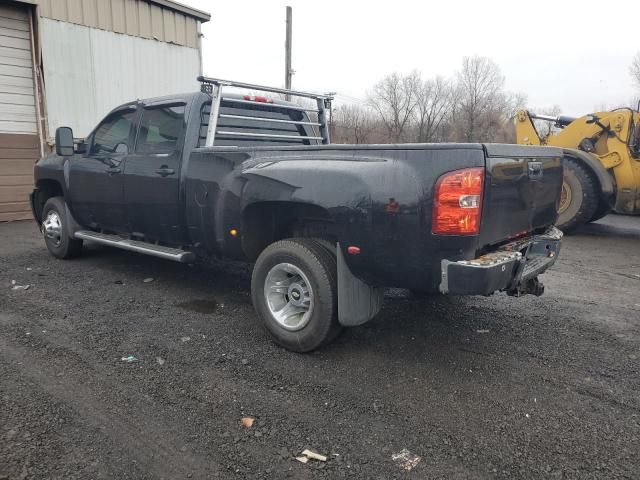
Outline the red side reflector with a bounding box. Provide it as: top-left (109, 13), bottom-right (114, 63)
top-left (347, 246), bottom-right (361, 255)
top-left (243, 95), bottom-right (274, 104)
top-left (432, 167), bottom-right (484, 235)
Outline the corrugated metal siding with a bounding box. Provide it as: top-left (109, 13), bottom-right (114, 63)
top-left (0, 4), bottom-right (37, 221)
top-left (36, 0), bottom-right (201, 48)
top-left (0, 3), bottom-right (37, 134)
top-left (41, 18), bottom-right (200, 138)
top-left (0, 133), bottom-right (39, 221)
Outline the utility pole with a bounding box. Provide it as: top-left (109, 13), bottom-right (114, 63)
top-left (284, 6), bottom-right (292, 100)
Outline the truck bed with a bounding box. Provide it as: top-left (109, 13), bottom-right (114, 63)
top-left (185, 142), bottom-right (563, 292)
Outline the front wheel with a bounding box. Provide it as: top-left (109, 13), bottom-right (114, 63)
top-left (41, 197), bottom-right (83, 259)
top-left (251, 238), bottom-right (342, 352)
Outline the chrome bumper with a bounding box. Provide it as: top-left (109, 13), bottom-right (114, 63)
top-left (439, 226), bottom-right (563, 296)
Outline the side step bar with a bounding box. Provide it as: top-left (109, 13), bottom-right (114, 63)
top-left (74, 230), bottom-right (195, 263)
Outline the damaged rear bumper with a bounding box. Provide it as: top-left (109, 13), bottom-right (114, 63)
top-left (439, 226), bottom-right (562, 296)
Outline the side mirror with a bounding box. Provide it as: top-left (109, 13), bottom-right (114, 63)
top-left (55, 127), bottom-right (74, 156)
top-left (585, 114), bottom-right (598, 125)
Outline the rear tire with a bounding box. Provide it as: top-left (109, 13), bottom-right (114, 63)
top-left (556, 157), bottom-right (598, 232)
top-left (41, 197), bottom-right (83, 259)
top-left (251, 238), bottom-right (342, 352)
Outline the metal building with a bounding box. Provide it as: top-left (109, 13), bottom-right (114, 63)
top-left (0, 0), bottom-right (210, 221)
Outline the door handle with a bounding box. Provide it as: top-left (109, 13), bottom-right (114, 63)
top-left (107, 166), bottom-right (121, 174)
top-left (155, 167), bottom-right (175, 176)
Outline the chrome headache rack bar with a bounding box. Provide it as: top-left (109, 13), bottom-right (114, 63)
top-left (197, 76), bottom-right (334, 147)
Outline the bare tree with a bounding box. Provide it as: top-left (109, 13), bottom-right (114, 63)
top-left (491, 92), bottom-right (528, 143)
top-left (631, 52), bottom-right (640, 90)
top-left (360, 58), bottom-right (524, 144)
top-left (333, 104), bottom-right (375, 144)
top-left (506, 92), bottom-right (528, 119)
top-left (454, 56), bottom-right (506, 142)
top-left (533, 104), bottom-right (562, 138)
top-left (413, 76), bottom-right (453, 142)
top-left (367, 71), bottom-right (420, 142)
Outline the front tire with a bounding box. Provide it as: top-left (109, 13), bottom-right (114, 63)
top-left (556, 157), bottom-right (599, 232)
top-left (251, 238), bottom-right (342, 352)
top-left (41, 197), bottom-right (83, 259)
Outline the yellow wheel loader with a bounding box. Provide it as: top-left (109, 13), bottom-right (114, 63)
top-left (515, 109), bottom-right (640, 231)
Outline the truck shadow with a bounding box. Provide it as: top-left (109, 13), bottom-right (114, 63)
top-left (334, 294), bottom-right (507, 356)
top-left (75, 243), bottom-right (553, 374)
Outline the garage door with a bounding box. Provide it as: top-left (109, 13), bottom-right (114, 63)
top-left (0, 3), bottom-right (38, 222)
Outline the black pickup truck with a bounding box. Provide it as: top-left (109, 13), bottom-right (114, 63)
top-left (31, 77), bottom-right (563, 352)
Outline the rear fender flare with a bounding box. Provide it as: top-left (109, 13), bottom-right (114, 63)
top-left (238, 165), bottom-right (373, 241)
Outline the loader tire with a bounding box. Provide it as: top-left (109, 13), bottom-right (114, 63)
top-left (557, 157), bottom-right (598, 232)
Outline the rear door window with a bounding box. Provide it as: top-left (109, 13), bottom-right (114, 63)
top-left (136, 104), bottom-right (186, 153)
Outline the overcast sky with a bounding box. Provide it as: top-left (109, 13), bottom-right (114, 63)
top-left (185, 0), bottom-right (639, 116)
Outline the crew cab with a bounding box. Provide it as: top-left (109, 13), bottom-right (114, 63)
top-left (31, 77), bottom-right (563, 352)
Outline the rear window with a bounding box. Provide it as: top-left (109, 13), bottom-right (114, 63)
top-left (198, 99), bottom-right (318, 148)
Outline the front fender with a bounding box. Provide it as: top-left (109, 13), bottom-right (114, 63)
top-left (31, 153), bottom-right (68, 223)
top-left (34, 153), bottom-right (67, 188)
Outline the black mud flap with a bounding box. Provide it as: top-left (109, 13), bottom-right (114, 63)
top-left (336, 243), bottom-right (384, 327)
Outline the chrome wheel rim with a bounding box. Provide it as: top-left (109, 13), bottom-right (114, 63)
top-left (264, 263), bottom-right (314, 331)
top-left (43, 210), bottom-right (63, 246)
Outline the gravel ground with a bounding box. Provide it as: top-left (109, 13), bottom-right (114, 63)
top-left (1, 215), bottom-right (639, 479)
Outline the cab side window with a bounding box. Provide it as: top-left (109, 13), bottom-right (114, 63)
top-left (89, 109), bottom-right (137, 155)
top-left (136, 104), bottom-right (185, 154)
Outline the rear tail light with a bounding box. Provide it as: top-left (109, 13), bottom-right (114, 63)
top-left (432, 167), bottom-right (484, 235)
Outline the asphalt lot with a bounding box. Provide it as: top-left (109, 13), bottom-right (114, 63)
top-left (1, 215), bottom-right (639, 479)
